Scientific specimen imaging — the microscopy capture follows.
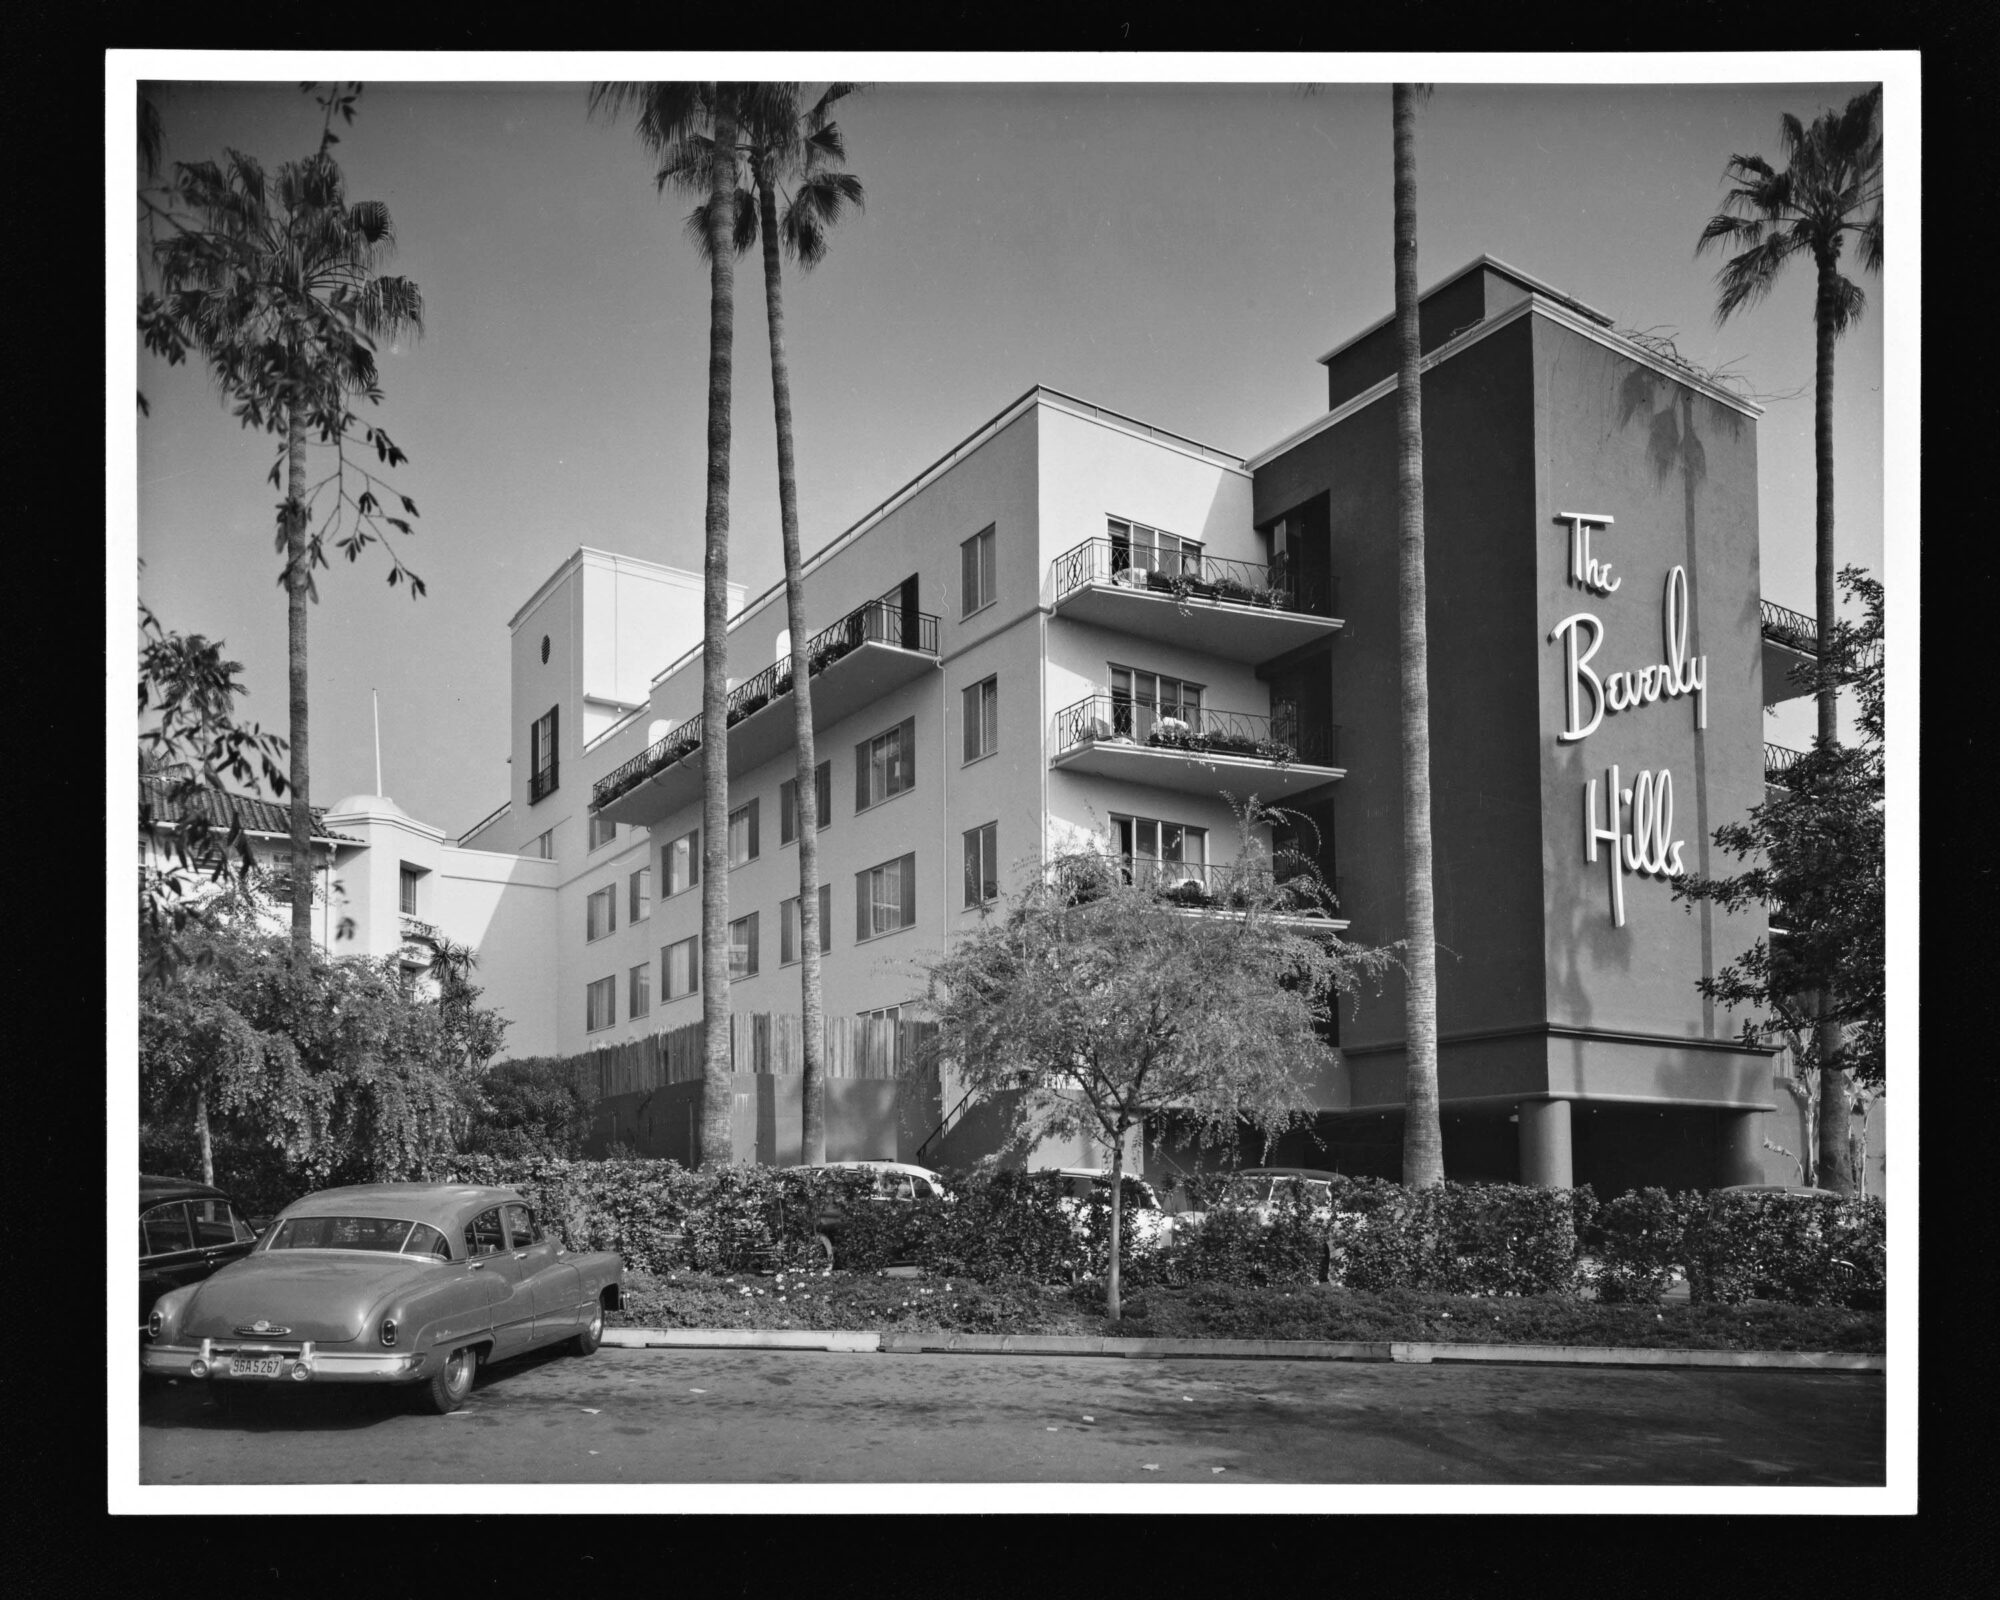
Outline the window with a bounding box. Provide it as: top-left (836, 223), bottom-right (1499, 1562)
top-left (629, 866), bottom-right (651, 923)
top-left (781, 884), bottom-right (834, 965)
top-left (527, 829), bottom-right (555, 860)
top-left (663, 830), bottom-right (699, 897)
top-left (530, 706), bottom-right (559, 802)
top-left (1107, 517), bottom-right (1201, 580)
top-left (1112, 814), bottom-right (1207, 885)
top-left (139, 1202), bottom-right (194, 1258)
top-left (629, 961), bottom-right (651, 1019)
top-left (188, 1198), bottom-right (254, 1248)
top-left (964, 822), bottom-right (998, 908)
top-left (399, 866), bottom-right (420, 916)
top-left (589, 814), bottom-right (617, 851)
top-left (855, 718), bottom-right (917, 811)
top-left (728, 912), bottom-right (760, 980)
top-left (1110, 666), bottom-right (1204, 740)
top-left (857, 853), bottom-right (917, 941)
top-left (503, 1203), bottom-right (543, 1248)
top-left (586, 884), bottom-right (617, 942)
top-left (780, 762), bottom-right (833, 844)
top-left (464, 1207), bottom-right (507, 1257)
top-left (585, 975), bottom-right (616, 1032)
top-left (961, 524), bottom-right (997, 617)
top-left (662, 936), bottom-right (699, 1000)
top-left (728, 799), bottom-right (761, 867)
top-left (857, 1004), bottom-right (905, 1072)
top-left (963, 676), bottom-right (999, 763)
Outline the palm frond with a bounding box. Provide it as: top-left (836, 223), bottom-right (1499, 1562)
top-left (1710, 230), bottom-right (1804, 323)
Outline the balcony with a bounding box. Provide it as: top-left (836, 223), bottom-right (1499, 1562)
top-left (1760, 598), bottom-right (1883, 705)
top-left (1098, 855), bottom-right (1350, 933)
top-left (1049, 539), bottom-right (1344, 663)
top-left (592, 593), bottom-right (941, 826)
top-left (1764, 742), bottom-right (1806, 789)
top-left (1048, 694), bottom-right (1345, 801)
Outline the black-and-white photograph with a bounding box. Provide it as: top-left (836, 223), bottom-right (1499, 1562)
top-left (117, 53), bottom-right (1913, 1512)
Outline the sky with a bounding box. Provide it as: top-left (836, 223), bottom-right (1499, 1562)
top-left (123, 59), bottom-right (1898, 841)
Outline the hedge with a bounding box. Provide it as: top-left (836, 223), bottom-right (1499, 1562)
top-left (415, 1157), bottom-right (1886, 1309)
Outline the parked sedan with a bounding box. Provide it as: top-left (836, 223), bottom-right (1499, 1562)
top-left (140, 1174), bottom-right (261, 1336)
top-left (1048, 1169), bottom-right (1176, 1250)
top-left (1174, 1167), bottom-right (1342, 1228)
top-left (142, 1183), bottom-right (624, 1414)
top-left (783, 1161), bottom-right (951, 1265)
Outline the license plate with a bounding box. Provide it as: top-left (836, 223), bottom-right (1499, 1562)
top-left (230, 1355), bottom-right (284, 1379)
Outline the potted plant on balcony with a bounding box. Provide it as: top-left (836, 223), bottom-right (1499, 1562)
top-left (1112, 563), bottom-right (1149, 589)
top-left (1162, 876), bottom-right (1211, 908)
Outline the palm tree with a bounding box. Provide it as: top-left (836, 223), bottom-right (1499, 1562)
top-left (591, 82), bottom-right (746, 1167)
top-left (143, 89), bottom-right (423, 965)
top-left (1391, 83), bottom-right (1444, 1188)
top-left (1696, 86), bottom-right (1882, 1194)
top-left (656, 84), bottom-right (866, 1166)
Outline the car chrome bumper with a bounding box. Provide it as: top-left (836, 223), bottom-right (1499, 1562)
top-left (142, 1338), bottom-right (427, 1383)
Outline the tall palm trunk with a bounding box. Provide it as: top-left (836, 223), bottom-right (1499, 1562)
top-left (756, 162), bottom-right (828, 1167)
top-left (1391, 84), bottom-right (1444, 1189)
top-left (283, 399), bottom-right (314, 961)
top-left (697, 90), bottom-right (740, 1166)
top-left (1811, 249), bottom-right (1851, 1194)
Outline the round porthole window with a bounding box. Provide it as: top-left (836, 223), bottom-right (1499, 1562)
top-left (541, 635), bottom-right (550, 664)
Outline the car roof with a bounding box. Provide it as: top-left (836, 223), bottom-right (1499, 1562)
top-left (803, 1161), bottom-right (944, 1179)
top-left (1235, 1168), bottom-right (1340, 1181)
top-left (275, 1183), bottom-right (522, 1229)
top-left (140, 1172), bottom-right (234, 1206)
top-left (1050, 1168), bottom-right (1154, 1183)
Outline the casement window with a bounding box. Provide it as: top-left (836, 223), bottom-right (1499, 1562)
top-left (530, 706), bottom-right (559, 802)
top-left (961, 524), bottom-right (997, 618)
top-left (662, 830), bottom-right (699, 897)
top-left (780, 761), bottom-right (833, 844)
top-left (628, 961), bottom-right (651, 1020)
top-left (857, 1004), bottom-right (906, 1073)
top-left (629, 866), bottom-right (651, 923)
top-left (398, 866), bottom-right (420, 916)
top-left (728, 799), bottom-right (761, 867)
top-left (662, 935), bottom-right (700, 1000)
top-left (585, 884), bottom-right (617, 942)
top-left (728, 912), bottom-right (760, 980)
top-left (1109, 666), bottom-right (1203, 739)
top-left (855, 718), bottom-right (917, 811)
top-left (585, 975), bottom-right (615, 1032)
top-left (962, 676), bottom-right (999, 763)
top-left (963, 822), bottom-right (998, 908)
top-left (527, 829), bottom-right (555, 860)
top-left (589, 814), bottom-right (617, 851)
top-left (1112, 814), bottom-right (1208, 882)
top-left (781, 884), bottom-right (834, 965)
top-left (856, 853), bottom-right (917, 941)
top-left (1107, 517), bottom-right (1202, 581)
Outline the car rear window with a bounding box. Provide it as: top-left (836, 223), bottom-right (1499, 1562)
top-left (403, 1223), bottom-right (452, 1259)
top-left (265, 1216), bottom-right (420, 1253)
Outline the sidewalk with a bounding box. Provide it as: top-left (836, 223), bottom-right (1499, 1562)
top-left (603, 1326), bottom-right (1881, 1372)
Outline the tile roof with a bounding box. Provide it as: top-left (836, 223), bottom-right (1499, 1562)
top-left (140, 773), bottom-right (361, 846)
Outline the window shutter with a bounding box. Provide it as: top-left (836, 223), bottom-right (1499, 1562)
top-left (746, 911), bottom-right (759, 977)
top-left (817, 762), bottom-right (832, 828)
top-left (962, 536), bottom-right (979, 614)
top-left (856, 739), bottom-right (870, 811)
top-left (900, 852), bottom-right (917, 928)
top-left (963, 829), bottom-right (978, 908)
top-left (689, 939), bottom-right (698, 994)
top-left (529, 716), bottom-right (540, 778)
top-left (898, 717), bottom-right (917, 789)
top-left (689, 831), bottom-right (699, 887)
top-left (748, 797), bottom-right (760, 859)
top-left (857, 869), bottom-right (870, 942)
top-left (549, 705), bottom-right (558, 775)
top-left (980, 528), bottom-right (996, 606)
top-left (818, 883), bottom-right (832, 953)
top-left (780, 778), bottom-right (797, 844)
top-left (962, 685), bottom-right (977, 763)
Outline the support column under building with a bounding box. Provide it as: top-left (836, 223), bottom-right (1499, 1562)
top-left (1717, 1107), bottom-right (1767, 1187)
top-left (1518, 1099), bottom-right (1573, 1189)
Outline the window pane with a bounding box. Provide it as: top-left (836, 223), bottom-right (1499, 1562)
top-left (1137, 819), bottom-right (1158, 859)
top-left (630, 867), bottom-right (651, 922)
top-left (630, 961), bottom-right (651, 1018)
top-left (141, 1202), bottom-right (194, 1257)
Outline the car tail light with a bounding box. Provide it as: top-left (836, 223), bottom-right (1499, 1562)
top-left (148, 1310), bottom-right (163, 1339)
top-left (380, 1318), bottom-right (397, 1347)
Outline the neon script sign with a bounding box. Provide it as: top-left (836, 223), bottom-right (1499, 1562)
top-left (1549, 514), bottom-right (1706, 927)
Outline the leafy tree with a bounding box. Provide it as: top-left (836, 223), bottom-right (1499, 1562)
top-left (591, 82), bottom-right (747, 1167)
top-left (1674, 568), bottom-right (1883, 1191)
top-left (140, 888), bottom-right (505, 1192)
top-left (917, 808), bottom-right (1392, 1318)
top-left (140, 82), bottom-right (426, 965)
top-left (1390, 83), bottom-right (1443, 1186)
top-left (1695, 86), bottom-right (1882, 1190)
top-left (655, 83), bottom-right (866, 1165)
top-left (459, 1058), bottom-right (594, 1161)
top-left (138, 596), bottom-right (290, 987)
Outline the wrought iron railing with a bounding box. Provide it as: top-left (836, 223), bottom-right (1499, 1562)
top-left (1052, 693), bottom-right (1339, 768)
top-left (1760, 598), bottom-right (1819, 656)
top-left (1113, 855), bottom-right (1344, 918)
top-left (529, 763), bottom-right (559, 804)
top-left (1050, 537), bottom-right (1335, 616)
top-left (1764, 742), bottom-right (1806, 786)
top-left (592, 592), bottom-right (941, 811)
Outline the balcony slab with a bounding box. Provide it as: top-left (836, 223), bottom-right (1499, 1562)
top-left (1050, 738), bottom-right (1346, 801)
top-left (1052, 581), bottom-right (1344, 663)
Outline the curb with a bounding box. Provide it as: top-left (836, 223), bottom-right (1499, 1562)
top-left (605, 1326), bottom-right (1881, 1371)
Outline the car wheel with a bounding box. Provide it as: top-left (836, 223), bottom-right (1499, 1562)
top-left (423, 1345), bottom-right (477, 1414)
top-left (572, 1301), bottom-right (605, 1357)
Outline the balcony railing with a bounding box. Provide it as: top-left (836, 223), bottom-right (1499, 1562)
top-left (1098, 855), bottom-right (1345, 920)
top-left (529, 763), bottom-right (559, 804)
top-left (1052, 693), bottom-right (1339, 768)
top-left (1764, 742), bottom-right (1806, 786)
top-left (1051, 538), bottom-right (1335, 617)
top-left (592, 592), bottom-right (941, 812)
top-left (1760, 598), bottom-right (1819, 656)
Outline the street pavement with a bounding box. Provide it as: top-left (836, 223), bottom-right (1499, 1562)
top-left (137, 1341), bottom-right (1884, 1486)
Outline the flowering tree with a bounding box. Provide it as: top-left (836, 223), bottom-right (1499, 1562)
top-left (918, 808), bottom-right (1392, 1318)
